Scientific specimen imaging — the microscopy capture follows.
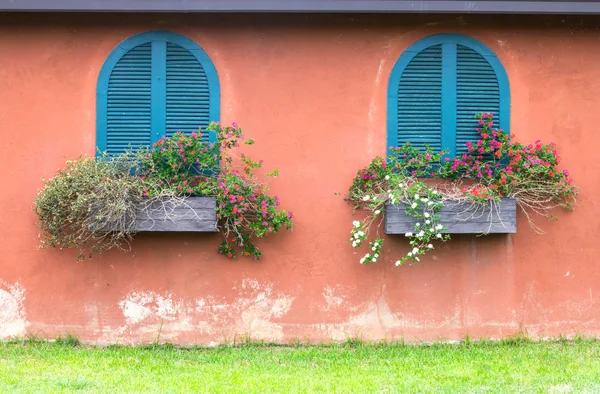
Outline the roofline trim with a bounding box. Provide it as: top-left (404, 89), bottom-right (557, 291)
top-left (1, 1), bottom-right (600, 14)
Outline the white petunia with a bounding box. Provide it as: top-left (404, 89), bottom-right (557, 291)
top-left (360, 257), bottom-right (365, 264)
top-left (385, 175), bottom-right (390, 180)
top-left (427, 244), bottom-right (434, 249)
top-left (353, 220), bottom-right (361, 228)
top-left (432, 190), bottom-right (438, 195)
top-left (436, 233), bottom-right (442, 238)
top-left (424, 212), bottom-right (430, 218)
top-left (428, 201), bottom-right (433, 206)
top-left (425, 220), bottom-right (431, 225)
top-left (436, 224), bottom-right (443, 230)
top-left (405, 232), bottom-right (413, 237)
top-left (412, 247), bottom-right (419, 254)
top-left (415, 223), bottom-right (421, 227)
top-left (414, 194), bottom-right (419, 200)
top-left (395, 260), bottom-right (402, 266)
top-left (422, 198), bottom-right (429, 203)
top-left (411, 202), bottom-right (417, 209)
top-left (372, 247), bottom-right (376, 251)
top-left (374, 210), bottom-right (381, 215)
top-left (407, 252), bottom-right (412, 257)
top-left (358, 231), bottom-right (365, 237)
top-left (430, 228), bottom-right (435, 233)
top-left (374, 254), bottom-right (379, 259)
top-left (414, 257), bottom-right (420, 262)
top-left (354, 233), bottom-right (360, 239)
top-left (362, 195), bottom-right (370, 201)
top-left (418, 231), bottom-right (425, 237)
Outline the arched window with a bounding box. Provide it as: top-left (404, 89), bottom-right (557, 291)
top-left (387, 34), bottom-right (509, 158)
top-left (97, 31), bottom-right (220, 155)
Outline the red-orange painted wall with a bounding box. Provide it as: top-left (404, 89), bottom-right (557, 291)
top-left (0, 13), bottom-right (598, 344)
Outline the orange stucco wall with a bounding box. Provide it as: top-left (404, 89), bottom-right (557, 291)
top-left (0, 13), bottom-right (598, 344)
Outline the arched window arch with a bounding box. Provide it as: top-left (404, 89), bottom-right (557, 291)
top-left (387, 34), bottom-right (510, 158)
top-left (97, 31), bottom-right (220, 155)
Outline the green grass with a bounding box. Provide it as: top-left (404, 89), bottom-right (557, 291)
top-left (1, 338), bottom-right (599, 393)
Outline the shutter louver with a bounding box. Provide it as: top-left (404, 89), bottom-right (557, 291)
top-left (397, 45), bottom-right (443, 153)
top-left (106, 43), bottom-right (152, 155)
top-left (455, 45), bottom-right (500, 156)
top-left (166, 43), bottom-right (211, 142)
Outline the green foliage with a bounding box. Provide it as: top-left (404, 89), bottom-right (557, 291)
top-left (35, 152), bottom-right (147, 259)
top-left (347, 113), bottom-right (578, 266)
top-left (35, 122), bottom-right (295, 260)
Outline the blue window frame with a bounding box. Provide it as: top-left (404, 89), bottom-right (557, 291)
top-left (96, 31), bottom-right (220, 155)
top-left (387, 34), bottom-right (510, 158)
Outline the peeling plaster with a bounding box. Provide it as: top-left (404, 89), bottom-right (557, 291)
top-left (0, 281), bottom-right (27, 339)
top-left (323, 286), bottom-right (345, 310)
top-left (118, 279), bottom-right (295, 342)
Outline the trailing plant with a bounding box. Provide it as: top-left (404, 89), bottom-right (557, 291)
top-left (35, 123), bottom-right (294, 260)
top-left (347, 113), bottom-right (578, 266)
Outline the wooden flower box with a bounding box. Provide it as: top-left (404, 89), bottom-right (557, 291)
top-left (384, 198), bottom-right (517, 234)
top-left (95, 196), bottom-right (218, 232)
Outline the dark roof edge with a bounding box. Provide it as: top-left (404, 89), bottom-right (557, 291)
top-left (1, 1), bottom-right (600, 14)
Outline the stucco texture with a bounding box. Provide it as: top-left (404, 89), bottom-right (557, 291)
top-left (0, 13), bottom-right (598, 344)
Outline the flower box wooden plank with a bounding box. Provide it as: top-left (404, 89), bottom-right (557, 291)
top-left (384, 198), bottom-right (516, 234)
top-left (95, 197), bottom-right (218, 232)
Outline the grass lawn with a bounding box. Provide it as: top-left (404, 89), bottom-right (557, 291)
top-left (1, 338), bottom-right (599, 393)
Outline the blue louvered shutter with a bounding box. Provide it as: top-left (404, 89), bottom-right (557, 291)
top-left (105, 43), bottom-right (152, 155)
top-left (455, 45), bottom-right (500, 156)
top-left (390, 35), bottom-right (508, 160)
top-left (99, 32), bottom-right (220, 155)
top-left (396, 45), bottom-right (443, 153)
top-left (166, 43), bottom-right (211, 143)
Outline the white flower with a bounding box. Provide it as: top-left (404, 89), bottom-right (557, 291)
top-left (404, 232), bottom-right (413, 237)
top-left (428, 244), bottom-right (434, 249)
top-left (415, 223), bottom-right (421, 227)
top-left (418, 231), bottom-right (425, 237)
top-left (412, 247), bottom-right (419, 254)
top-left (432, 190), bottom-right (438, 195)
top-left (430, 228), bottom-right (435, 233)
top-left (372, 247), bottom-right (376, 251)
top-left (395, 260), bottom-right (401, 266)
top-left (436, 233), bottom-right (442, 238)
top-left (374, 254), bottom-right (379, 259)
top-left (415, 257), bottom-right (420, 262)
top-left (385, 175), bottom-right (390, 180)
top-left (411, 202), bottom-right (417, 209)
top-left (374, 210), bottom-right (381, 215)
top-left (360, 257), bottom-right (365, 264)
top-left (353, 220), bottom-right (361, 228)
top-left (362, 195), bottom-right (370, 201)
top-left (424, 212), bottom-right (430, 218)
top-left (414, 194), bottom-right (419, 200)
top-left (425, 220), bottom-right (431, 225)
top-left (407, 252), bottom-right (412, 257)
top-left (422, 198), bottom-right (429, 203)
top-left (436, 224), bottom-right (443, 230)
top-left (358, 231), bottom-right (365, 237)
top-left (354, 233), bottom-right (360, 239)
top-left (428, 201), bottom-right (433, 206)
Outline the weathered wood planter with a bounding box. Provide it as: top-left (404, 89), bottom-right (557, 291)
top-left (96, 197), bottom-right (218, 232)
top-left (384, 198), bottom-right (516, 234)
